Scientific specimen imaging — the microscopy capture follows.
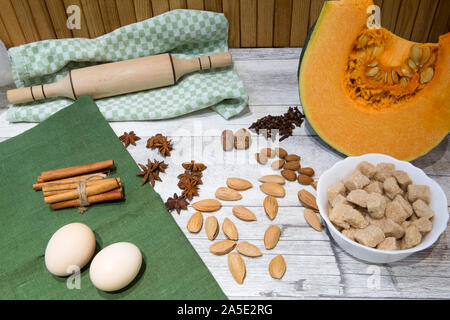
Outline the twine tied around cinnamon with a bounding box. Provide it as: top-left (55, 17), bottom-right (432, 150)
top-left (76, 173), bottom-right (107, 213)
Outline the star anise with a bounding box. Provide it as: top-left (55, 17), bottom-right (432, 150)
top-left (182, 160), bottom-right (207, 172)
top-left (177, 171), bottom-right (203, 186)
top-left (146, 133), bottom-right (173, 157)
top-left (178, 179), bottom-right (199, 201)
top-left (119, 131), bottom-right (141, 148)
top-left (165, 193), bottom-right (189, 214)
top-left (136, 159), bottom-right (167, 187)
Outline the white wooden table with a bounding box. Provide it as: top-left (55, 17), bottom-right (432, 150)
top-left (1, 48), bottom-right (449, 299)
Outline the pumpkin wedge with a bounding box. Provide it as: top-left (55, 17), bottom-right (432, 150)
top-left (299, 0), bottom-right (449, 160)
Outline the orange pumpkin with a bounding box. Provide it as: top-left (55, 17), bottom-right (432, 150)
top-left (299, 0), bottom-right (449, 160)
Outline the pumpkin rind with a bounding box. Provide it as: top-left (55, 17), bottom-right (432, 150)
top-left (299, 0), bottom-right (449, 160)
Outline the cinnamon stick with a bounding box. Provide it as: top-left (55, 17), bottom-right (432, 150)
top-left (50, 188), bottom-right (123, 210)
top-left (42, 178), bottom-right (122, 197)
top-left (33, 170), bottom-right (110, 190)
top-left (40, 160), bottom-right (114, 182)
top-left (44, 178), bottom-right (120, 204)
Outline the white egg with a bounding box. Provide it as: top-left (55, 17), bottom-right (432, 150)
top-left (89, 242), bottom-right (142, 292)
top-left (45, 222), bottom-right (96, 277)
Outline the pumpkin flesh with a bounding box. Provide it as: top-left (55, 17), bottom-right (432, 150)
top-left (299, 0), bottom-right (449, 160)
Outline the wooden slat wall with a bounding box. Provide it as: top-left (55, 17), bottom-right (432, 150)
top-left (1, 0), bottom-right (449, 48)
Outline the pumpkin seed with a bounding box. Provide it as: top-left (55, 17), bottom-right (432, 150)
top-left (391, 70), bottom-right (399, 84)
top-left (365, 66), bottom-right (379, 77)
top-left (409, 45), bottom-right (422, 65)
top-left (384, 72), bottom-right (388, 84)
top-left (401, 65), bottom-right (412, 78)
top-left (419, 46), bottom-right (431, 66)
top-left (357, 34), bottom-right (370, 47)
top-left (371, 45), bottom-right (383, 57)
top-left (399, 77), bottom-right (408, 88)
top-left (356, 49), bottom-right (366, 59)
top-left (367, 60), bottom-right (378, 67)
top-left (420, 67), bottom-right (434, 84)
top-left (407, 58), bottom-right (417, 72)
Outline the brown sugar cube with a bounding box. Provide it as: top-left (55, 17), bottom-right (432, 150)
top-left (401, 225), bottom-right (422, 249)
top-left (383, 177), bottom-right (403, 200)
top-left (357, 161), bottom-right (376, 178)
top-left (366, 193), bottom-right (386, 219)
top-left (343, 207), bottom-right (369, 229)
top-left (373, 163), bottom-right (395, 182)
top-left (367, 217), bottom-right (405, 239)
top-left (327, 182), bottom-right (346, 206)
top-left (354, 225), bottom-right (385, 248)
top-left (343, 170), bottom-right (371, 191)
top-left (364, 181), bottom-right (384, 194)
top-left (412, 217), bottom-right (433, 234)
top-left (401, 220), bottom-right (412, 229)
top-left (407, 184), bottom-right (431, 204)
top-left (329, 203), bottom-right (351, 229)
top-left (393, 194), bottom-right (413, 217)
top-left (346, 189), bottom-right (369, 208)
top-left (330, 194), bottom-right (349, 208)
top-left (392, 170), bottom-right (412, 191)
top-left (385, 201), bottom-right (409, 224)
top-left (412, 199), bottom-right (435, 219)
top-left (377, 237), bottom-right (400, 250)
top-left (342, 227), bottom-right (358, 241)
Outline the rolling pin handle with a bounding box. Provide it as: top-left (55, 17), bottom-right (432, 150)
top-left (6, 87), bottom-right (35, 105)
top-left (209, 52), bottom-right (233, 69)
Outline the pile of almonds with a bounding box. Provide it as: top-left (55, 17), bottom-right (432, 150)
top-left (256, 148), bottom-right (318, 189)
top-left (185, 177), bottom-right (287, 284)
top-left (185, 146), bottom-right (324, 284)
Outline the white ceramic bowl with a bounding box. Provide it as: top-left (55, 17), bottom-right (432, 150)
top-left (316, 153), bottom-right (449, 264)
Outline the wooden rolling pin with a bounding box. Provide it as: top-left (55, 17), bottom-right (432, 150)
top-left (7, 52), bottom-right (232, 104)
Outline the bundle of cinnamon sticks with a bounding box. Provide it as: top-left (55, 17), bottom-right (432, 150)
top-left (33, 160), bottom-right (124, 211)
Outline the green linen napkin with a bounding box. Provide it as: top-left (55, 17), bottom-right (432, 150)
top-left (7, 9), bottom-right (248, 122)
top-left (0, 95), bottom-right (227, 300)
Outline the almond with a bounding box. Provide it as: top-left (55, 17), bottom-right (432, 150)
top-left (297, 174), bottom-right (313, 185)
top-left (222, 217), bottom-right (239, 240)
top-left (221, 129), bottom-right (234, 151)
top-left (258, 175), bottom-right (285, 185)
top-left (187, 211), bottom-right (203, 233)
top-left (261, 148), bottom-right (274, 158)
top-left (228, 252), bottom-right (246, 284)
top-left (263, 196), bottom-right (278, 220)
top-left (226, 177), bottom-right (253, 191)
top-left (275, 147), bottom-right (287, 159)
top-left (285, 154), bottom-right (300, 162)
top-left (192, 199), bottom-right (222, 212)
top-left (303, 209), bottom-right (322, 232)
top-left (269, 254), bottom-right (286, 279)
top-left (255, 152), bottom-right (268, 164)
top-left (298, 189), bottom-right (319, 211)
top-left (283, 161), bottom-right (300, 171)
top-left (271, 159), bottom-right (285, 170)
top-left (260, 182), bottom-right (285, 197)
top-left (281, 169), bottom-right (296, 181)
top-left (209, 240), bottom-right (236, 255)
top-left (299, 167), bottom-right (315, 176)
top-left (205, 216), bottom-right (219, 240)
top-left (311, 180), bottom-right (318, 190)
top-left (264, 225), bottom-right (281, 249)
top-left (215, 187), bottom-right (242, 201)
top-left (236, 241), bottom-right (262, 257)
top-left (232, 205), bottom-right (257, 221)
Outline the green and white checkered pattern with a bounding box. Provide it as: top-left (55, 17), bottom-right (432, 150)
top-left (7, 10), bottom-right (248, 122)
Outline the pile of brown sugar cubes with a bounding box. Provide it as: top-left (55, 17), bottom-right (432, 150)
top-left (326, 161), bottom-right (434, 250)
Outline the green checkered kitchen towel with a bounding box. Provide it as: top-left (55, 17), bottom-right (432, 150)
top-left (7, 9), bottom-right (248, 122)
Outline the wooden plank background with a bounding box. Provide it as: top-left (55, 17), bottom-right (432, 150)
top-left (0, 0), bottom-right (449, 48)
